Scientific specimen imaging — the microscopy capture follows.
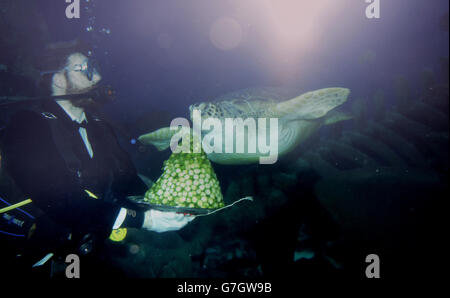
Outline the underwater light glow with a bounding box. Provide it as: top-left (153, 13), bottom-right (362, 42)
top-left (216, 0), bottom-right (349, 83)
top-left (260, 0), bottom-right (346, 82)
top-left (209, 17), bottom-right (243, 51)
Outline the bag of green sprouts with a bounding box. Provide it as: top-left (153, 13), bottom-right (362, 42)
top-left (134, 127), bottom-right (252, 216)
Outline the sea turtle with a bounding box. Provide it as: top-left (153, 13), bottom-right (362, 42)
top-left (138, 87), bottom-right (351, 165)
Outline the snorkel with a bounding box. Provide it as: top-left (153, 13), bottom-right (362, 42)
top-left (40, 56), bottom-right (99, 82)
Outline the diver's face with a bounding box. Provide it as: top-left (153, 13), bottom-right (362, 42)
top-left (65, 53), bottom-right (101, 93)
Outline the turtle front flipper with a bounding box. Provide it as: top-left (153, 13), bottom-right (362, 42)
top-left (138, 126), bottom-right (201, 152)
top-left (138, 127), bottom-right (182, 151)
top-left (276, 87), bottom-right (350, 120)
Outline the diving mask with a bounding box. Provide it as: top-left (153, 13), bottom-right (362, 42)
top-left (40, 57), bottom-right (99, 81)
top-left (69, 58), bottom-right (98, 81)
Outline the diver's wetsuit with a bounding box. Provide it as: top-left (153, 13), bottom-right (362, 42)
top-left (1, 100), bottom-right (147, 269)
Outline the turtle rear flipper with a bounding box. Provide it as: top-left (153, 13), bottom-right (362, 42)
top-left (276, 88), bottom-right (350, 121)
top-left (323, 109), bottom-right (353, 125)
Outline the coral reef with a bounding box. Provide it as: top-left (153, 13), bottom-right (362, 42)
top-left (289, 71), bottom-right (448, 276)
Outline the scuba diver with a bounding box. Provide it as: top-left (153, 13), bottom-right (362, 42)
top-left (0, 51), bottom-right (195, 278)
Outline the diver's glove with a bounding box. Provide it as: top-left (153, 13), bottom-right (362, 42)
top-left (142, 209), bottom-right (195, 233)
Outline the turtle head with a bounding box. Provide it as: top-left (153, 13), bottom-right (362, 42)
top-left (189, 102), bottom-right (219, 120)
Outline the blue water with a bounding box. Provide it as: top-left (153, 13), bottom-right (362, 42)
top-left (36, 0), bottom-right (448, 122)
top-left (0, 0), bottom-right (448, 280)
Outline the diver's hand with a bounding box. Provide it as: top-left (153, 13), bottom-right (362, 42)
top-left (142, 209), bottom-right (195, 233)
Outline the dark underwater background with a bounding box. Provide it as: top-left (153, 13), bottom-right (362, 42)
top-left (0, 0), bottom-right (448, 279)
